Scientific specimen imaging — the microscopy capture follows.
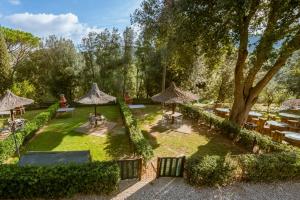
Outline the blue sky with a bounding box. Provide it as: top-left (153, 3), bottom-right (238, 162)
top-left (0, 0), bottom-right (143, 42)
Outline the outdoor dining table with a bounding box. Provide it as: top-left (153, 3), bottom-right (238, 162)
top-left (282, 131), bottom-right (300, 140)
top-left (248, 111), bottom-right (262, 118)
top-left (56, 107), bottom-right (75, 117)
top-left (165, 111), bottom-right (183, 117)
top-left (266, 120), bottom-right (288, 128)
top-left (278, 112), bottom-right (300, 120)
top-left (215, 108), bottom-right (230, 113)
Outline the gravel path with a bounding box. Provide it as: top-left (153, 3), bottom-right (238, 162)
top-left (71, 178), bottom-right (300, 200)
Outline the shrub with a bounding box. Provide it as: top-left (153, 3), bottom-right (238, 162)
top-left (238, 152), bottom-right (300, 182)
top-left (118, 99), bottom-right (154, 161)
top-left (0, 103), bottom-right (59, 163)
top-left (0, 161), bottom-right (120, 199)
top-left (180, 104), bottom-right (293, 153)
top-left (186, 155), bottom-right (237, 186)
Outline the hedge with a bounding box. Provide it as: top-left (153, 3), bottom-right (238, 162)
top-left (0, 161), bottom-right (120, 199)
top-left (180, 104), bottom-right (294, 153)
top-left (0, 103), bottom-right (59, 163)
top-left (182, 104), bottom-right (300, 185)
top-left (118, 99), bottom-right (154, 161)
top-left (186, 152), bottom-right (300, 186)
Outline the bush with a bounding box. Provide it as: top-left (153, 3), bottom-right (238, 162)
top-left (0, 161), bottom-right (120, 199)
top-left (118, 99), bottom-right (154, 161)
top-left (186, 155), bottom-right (237, 186)
top-left (180, 104), bottom-right (293, 153)
top-left (0, 103), bottom-right (59, 163)
top-left (238, 152), bottom-right (300, 182)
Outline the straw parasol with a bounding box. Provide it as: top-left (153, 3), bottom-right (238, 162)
top-left (280, 99), bottom-right (300, 111)
top-left (151, 82), bottom-right (198, 105)
top-left (76, 83), bottom-right (116, 116)
top-left (151, 82), bottom-right (198, 123)
top-left (0, 90), bottom-right (34, 158)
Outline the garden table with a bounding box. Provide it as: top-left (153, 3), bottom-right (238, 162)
top-left (56, 107), bottom-right (75, 117)
top-left (282, 131), bottom-right (300, 141)
top-left (248, 111), bottom-right (262, 117)
top-left (0, 111), bottom-right (10, 117)
top-left (266, 120), bottom-right (288, 128)
top-left (278, 113), bottom-right (300, 120)
top-left (215, 108), bottom-right (230, 113)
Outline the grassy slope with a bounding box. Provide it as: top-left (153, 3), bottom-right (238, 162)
top-left (21, 106), bottom-right (132, 161)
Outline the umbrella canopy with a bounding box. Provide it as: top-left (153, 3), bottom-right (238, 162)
top-left (76, 83), bottom-right (116, 105)
top-left (151, 82), bottom-right (198, 104)
top-left (280, 99), bottom-right (300, 111)
top-left (0, 90), bottom-right (34, 111)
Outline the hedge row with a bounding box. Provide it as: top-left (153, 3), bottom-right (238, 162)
top-left (0, 103), bottom-right (59, 163)
top-left (186, 152), bottom-right (300, 186)
top-left (180, 104), bottom-right (294, 153)
top-left (118, 99), bottom-right (154, 161)
top-left (0, 161), bottom-right (120, 199)
top-left (181, 104), bottom-right (300, 185)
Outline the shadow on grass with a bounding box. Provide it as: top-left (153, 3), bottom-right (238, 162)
top-left (104, 131), bottom-right (133, 160)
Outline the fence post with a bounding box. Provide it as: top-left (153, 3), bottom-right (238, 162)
top-left (180, 156), bottom-right (186, 177)
top-left (156, 157), bottom-right (161, 178)
top-left (139, 158), bottom-right (143, 181)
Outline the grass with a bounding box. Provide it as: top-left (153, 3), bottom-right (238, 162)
top-left (132, 105), bottom-right (247, 158)
top-left (19, 105), bottom-right (132, 161)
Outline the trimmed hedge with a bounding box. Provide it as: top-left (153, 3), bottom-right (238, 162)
top-left (182, 104), bottom-right (300, 185)
top-left (0, 103), bottom-right (59, 163)
top-left (118, 99), bottom-right (154, 161)
top-left (238, 152), bottom-right (300, 182)
top-left (186, 152), bottom-right (300, 186)
top-left (186, 155), bottom-right (237, 186)
top-left (180, 104), bottom-right (293, 153)
top-left (0, 161), bottom-right (120, 199)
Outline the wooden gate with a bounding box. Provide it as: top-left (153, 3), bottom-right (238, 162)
top-left (118, 158), bottom-right (142, 180)
top-left (157, 156), bottom-right (185, 177)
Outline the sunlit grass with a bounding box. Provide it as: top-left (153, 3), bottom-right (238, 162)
top-left (17, 106), bottom-right (132, 162)
top-left (133, 105), bottom-right (247, 158)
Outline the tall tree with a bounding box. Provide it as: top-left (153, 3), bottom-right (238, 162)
top-left (0, 27), bottom-right (39, 79)
top-left (122, 27), bottom-right (134, 96)
top-left (0, 31), bottom-right (12, 94)
top-left (135, 0), bottom-right (300, 125)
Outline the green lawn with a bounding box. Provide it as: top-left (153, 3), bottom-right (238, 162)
top-left (132, 105), bottom-right (247, 158)
top-left (20, 106), bottom-right (132, 161)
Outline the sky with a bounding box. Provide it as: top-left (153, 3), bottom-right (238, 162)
top-left (0, 0), bottom-right (143, 42)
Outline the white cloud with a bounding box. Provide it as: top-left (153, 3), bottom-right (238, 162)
top-left (4, 12), bottom-right (103, 43)
top-left (8, 0), bottom-right (21, 5)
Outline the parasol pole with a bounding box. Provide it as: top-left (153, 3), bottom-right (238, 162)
top-left (10, 109), bottom-right (20, 158)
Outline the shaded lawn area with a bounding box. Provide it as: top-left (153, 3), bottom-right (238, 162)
top-left (132, 105), bottom-right (247, 158)
top-left (20, 106), bottom-right (132, 161)
top-left (0, 109), bottom-right (47, 128)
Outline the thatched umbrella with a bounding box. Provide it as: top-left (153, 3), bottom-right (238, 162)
top-left (280, 99), bottom-right (300, 111)
top-left (76, 83), bottom-right (116, 116)
top-left (0, 90), bottom-right (34, 158)
top-left (151, 82), bottom-right (198, 123)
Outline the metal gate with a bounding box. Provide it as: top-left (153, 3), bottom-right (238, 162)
top-left (157, 156), bottom-right (185, 177)
top-left (118, 158), bottom-right (142, 180)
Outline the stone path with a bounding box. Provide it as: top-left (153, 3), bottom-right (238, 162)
top-left (70, 178), bottom-right (300, 200)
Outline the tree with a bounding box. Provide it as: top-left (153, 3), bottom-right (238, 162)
top-left (0, 31), bottom-right (12, 94)
top-left (122, 27), bottom-right (135, 96)
top-left (134, 0), bottom-right (300, 125)
top-left (0, 27), bottom-right (39, 79)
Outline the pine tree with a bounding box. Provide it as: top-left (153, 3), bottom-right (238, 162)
top-left (0, 31), bottom-right (12, 94)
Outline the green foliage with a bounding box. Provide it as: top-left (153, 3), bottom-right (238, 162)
top-left (0, 26), bottom-right (39, 68)
top-left (0, 161), bottom-right (120, 199)
top-left (0, 103), bottom-right (59, 163)
top-left (186, 155), bottom-right (237, 186)
top-left (11, 80), bottom-right (36, 98)
top-left (118, 99), bottom-right (154, 161)
top-left (180, 104), bottom-right (294, 153)
top-left (0, 31), bottom-right (12, 94)
top-left (238, 152), bottom-right (300, 182)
